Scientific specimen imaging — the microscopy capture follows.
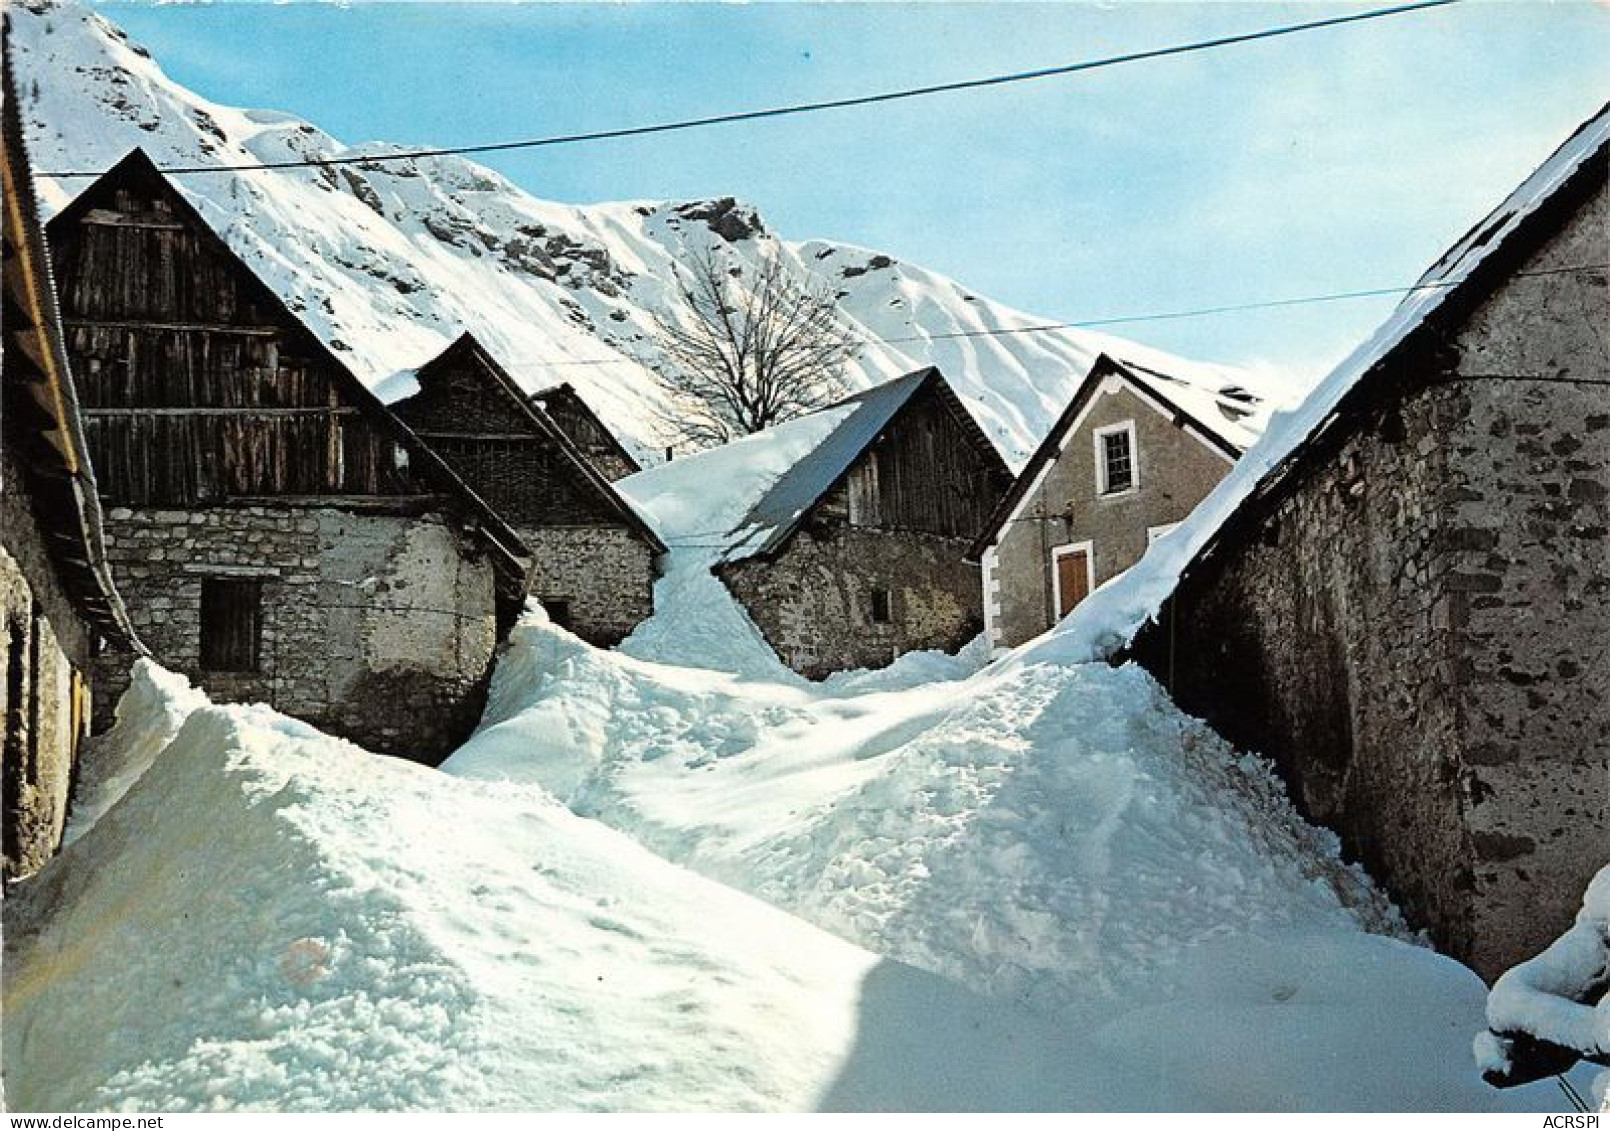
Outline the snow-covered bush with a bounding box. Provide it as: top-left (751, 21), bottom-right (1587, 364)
top-left (1476, 865), bottom-right (1610, 1106)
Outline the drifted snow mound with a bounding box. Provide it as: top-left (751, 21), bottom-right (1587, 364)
top-left (7, 668), bottom-right (1556, 1112)
top-left (1476, 864), bottom-right (1610, 1107)
top-left (64, 658), bottom-right (208, 845)
top-left (3, 684), bottom-right (1196, 1112)
top-left (445, 614), bottom-right (1554, 1110)
top-left (452, 617), bottom-right (1399, 1004)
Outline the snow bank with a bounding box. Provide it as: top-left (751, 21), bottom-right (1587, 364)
top-left (14, 678), bottom-right (1169, 1112)
top-left (8, 641), bottom-right (1553, 1110)
top-left (1477, 865), bottom-right (1610, 1105)
top-left (64, 659), bottom-right (207, 845)
top-left (445, 611), bottom-right (1556, 1110)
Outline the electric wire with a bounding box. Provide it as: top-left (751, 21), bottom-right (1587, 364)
top-left (38, 0), bottom-right (1464, 178)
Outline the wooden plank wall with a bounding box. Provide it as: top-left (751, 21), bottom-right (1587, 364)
top-left (843, 389), bottom-right (1007, 540)
top-left (49, 182), bottom-right (420, 508)
top-left (394, 353), bottom-right (622, 527)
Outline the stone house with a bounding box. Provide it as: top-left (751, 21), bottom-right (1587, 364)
top-left (971, 353), bottom-right (1264, 650)
top-left (389, 333), bottom-right (665, 645)
top-left (528, 383), bottom-right (642, 483)
top-left (2, 75), bottom-right (140, 879)
top-left (1126, 105), bottom-right (1609, 980)
top-left (716, 368), bottom-right (1013, 677)
top-left (46, 149), bottom-right (530, 764)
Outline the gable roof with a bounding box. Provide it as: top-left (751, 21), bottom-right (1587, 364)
top-left (528, 383), bottom-right (642, 477)
top-left (723, 367), bottom-right (1008, 563)
top-left (2, 47), bottom-right (139, 650)
top-left (401, 333), bottom-right (666, 553)
top-left (1058, 100), bottom-right (1610, 660)
top-left (969, 353), bottom-right (1253, 559)
top-left (45, 149), bottom-right (530, 583)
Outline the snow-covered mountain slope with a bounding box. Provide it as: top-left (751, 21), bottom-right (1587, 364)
top-left (10, 0), bottom-right (1299, 465)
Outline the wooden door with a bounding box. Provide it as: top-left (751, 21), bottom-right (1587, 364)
top-left (1055, 549), bottom-right (1090, 617)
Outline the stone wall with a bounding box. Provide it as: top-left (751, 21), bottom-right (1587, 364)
top-left (1130, 173), bottom-right (1608, 980)
top-left (1438, 181), bottom-right (1609, 975)
top-left (1, 446), bottom-right (98, 879)
top-left (520, 525), bottom-right (656, 646)
top-left (718, 525), bottom-right (981, 678)
top-left (94, 504), bottom-right (499, 763)
top-left (990, 380), bottom-right (1234, 648)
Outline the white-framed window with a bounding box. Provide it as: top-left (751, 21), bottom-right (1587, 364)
top-left (1146, 522), bottom-right (1181, 545)
top-left (1093, 420), bottom-right (1139, 496)
top-left (1050, 540), bottom-right (1095, 618)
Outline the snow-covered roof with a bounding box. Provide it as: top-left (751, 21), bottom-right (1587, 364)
top-left (1048, 99), bottom-right (1610, 662)
top-left (721, 368), bottom-right (987, 563)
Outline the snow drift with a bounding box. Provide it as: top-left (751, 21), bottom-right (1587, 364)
top-left (3, 649), bottom-right (1557, 1112)
top-left (1476, 864), bottom-right (1610, 1108)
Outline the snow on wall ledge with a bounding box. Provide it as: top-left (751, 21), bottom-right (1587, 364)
top-left (1476, 864), bottom-right (1610, 1106)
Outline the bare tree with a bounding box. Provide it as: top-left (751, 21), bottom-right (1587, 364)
top-left (649, 245), bottom-right (858, 449)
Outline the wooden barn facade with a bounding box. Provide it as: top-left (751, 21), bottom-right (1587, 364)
top-left (390, 334), bottom-right (665, 645)
top-left (2, 69), bottom-right (140, 879)
top-left (529, 383), bottom-right (641, 483)
top-left (45, 149), bottom-right (529, 763)
top-left (716, 368), bottom-right (1013, 677)
top-left (972, 354), bottom-right (1260, 650)
top-left (1127, 105), bottom-right (1609, 980)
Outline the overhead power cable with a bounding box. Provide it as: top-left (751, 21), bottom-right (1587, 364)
top-left (486, 262), bottom-right (1607, 371)
top-left (40, 0), bottom-right (1463, 177)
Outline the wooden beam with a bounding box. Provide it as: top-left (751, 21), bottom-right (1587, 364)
top-left (65, 318), bottom-right (281, 337)
top-left (84, 407), bottom-right (363, 418)
top-left (412, 430), bottom-right (542, 441)
top-left (79, 209), bottom-right (185, 231)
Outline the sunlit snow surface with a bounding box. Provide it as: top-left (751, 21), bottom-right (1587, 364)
top-left (3, 623), bottom-right (1569, 1111)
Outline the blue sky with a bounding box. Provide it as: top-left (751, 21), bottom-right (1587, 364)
top-left (93, 1), bottom-right (1610, 376)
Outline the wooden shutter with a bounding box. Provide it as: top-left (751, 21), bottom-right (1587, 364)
top-left (199, 578), bottom-right (262, 672)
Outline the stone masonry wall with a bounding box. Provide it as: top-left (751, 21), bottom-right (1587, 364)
top-left (1, 445), bottom-right (99, 879)
top-left (992, 380), bottom-right (1234, 648)
top-left (1132, 379), bottom-right (1475, 954)
top-left (520, 525), bottom-right (656, 646)
top-left (1131, 172), bottom-right (1608, 980)
top-left (718, 526), bottom-right (982, 679)
top-left (94, 505), bottom-right (498, 763)
top-left (1439, 181), bottom-right (1609, 976)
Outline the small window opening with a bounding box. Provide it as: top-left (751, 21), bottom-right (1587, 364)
top-left (200, 579), bottom-right (262, 673)
top-left (870, 588), bottom-right (892, 625)
top-left (544, 598), bottom-right (574, 630)
top-left (1099, 427), bottom-right (1135, 494)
